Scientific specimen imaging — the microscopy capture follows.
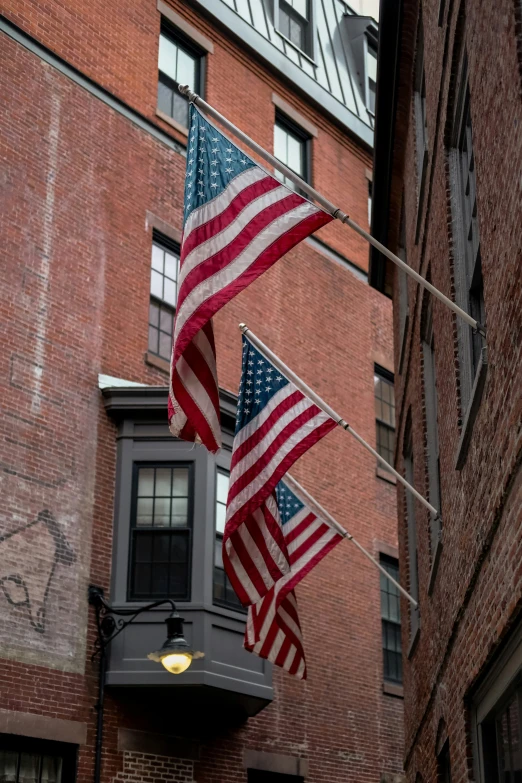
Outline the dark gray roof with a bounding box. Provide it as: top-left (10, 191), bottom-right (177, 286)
top-left (191, 0), bottom-right (377, 146)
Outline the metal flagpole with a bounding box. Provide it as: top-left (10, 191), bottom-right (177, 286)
top-left (286, 473), bottom-right (418, 608)
top-left (180, 85), bottom-right (486, 338)
top-left (240, 323), bottom-right (440, 519)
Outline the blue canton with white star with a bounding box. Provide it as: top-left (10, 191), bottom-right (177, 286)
top-left (275, 480), bottom-right (305, 526)
top-left (184, 105), bottom-right (257, 225)
top-left (235, 335), bottom-right (289, 434)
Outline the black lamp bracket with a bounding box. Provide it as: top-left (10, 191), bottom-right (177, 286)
top-left (88, 585), bottom-right (177, 661)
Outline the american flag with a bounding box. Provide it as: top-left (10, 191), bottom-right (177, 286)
top-left (223, 334), bottom-right (337, 607)
top-left (244, 476), bottom-right (344, 679)
top-left (168, 105), bottom-right (333, 452)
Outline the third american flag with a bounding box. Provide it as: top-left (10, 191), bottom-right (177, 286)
top-left (244, 475), bottom-right (344, 678)
top-left (168, 105), bottom-right (333, 452)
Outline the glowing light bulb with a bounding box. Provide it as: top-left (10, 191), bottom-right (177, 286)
top-left (160, 652), bottom-right (193, 674)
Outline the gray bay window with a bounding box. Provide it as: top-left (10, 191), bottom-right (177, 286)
top-left (102, 385), bottom-right (272, 717)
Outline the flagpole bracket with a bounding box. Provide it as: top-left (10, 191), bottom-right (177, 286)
top-left (178, 84), bottom-right (198, 104)
top-left (474, 322), bottom-right (487, 339)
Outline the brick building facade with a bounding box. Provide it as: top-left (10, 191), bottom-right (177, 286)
top-left (1, 1), bottom-right (403, 781)
top-left (371, 0), bottom-right (522, 780)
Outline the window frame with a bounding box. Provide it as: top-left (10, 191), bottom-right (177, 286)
top-left (374, 365), bottom-right (396, 476)
top-left (472, 624), bottom-right (522, 783)
top-left (421, 299), bottom-right (442, 583)
top-left (403, 418), bottom-right (420, 649)
top-left (274, 110), bottom-right (312, 188)
top-left (127, 461), bottom-right (194, 602)
top-left (157, 21), bottom-right (204, 130)
top-left (413, 15), bottom-right (429, 238)
top-left (148, 230), bottom-right (180, 363)
top-left (274, 0), bottom-right (315, 59)
top-left (447, 52), bottom-right (487, 467)
top-left (379, 554), bottom-right (402, 685)
top-left (213, 465), bottom-right (246, 613)
top-left (0, 734), bottom-right (78, 782)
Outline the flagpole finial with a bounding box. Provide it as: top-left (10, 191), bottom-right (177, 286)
top-left (239, 323), bottom-right (249, 334)
top-left (178, 84), bottom-right (198, 103)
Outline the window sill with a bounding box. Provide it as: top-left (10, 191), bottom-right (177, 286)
top-left (156, 109), bottom-right (189, 138)
top-left (382, 681), bottom-right (404, 698)
top-left (274, 30), bottom-right (317, 66)
top-left (376, 465), bottom-right (397, 484)
top-left (455, 346), bottom-right (488, 470)
top-left (427, 531), bottom-right (443, 596)
top-left (145, 351), bottom-right (170, 374)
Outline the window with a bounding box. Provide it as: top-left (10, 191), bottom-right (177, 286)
top-left (403, 419), bottom-right (420, 640)
top-left (449, 56), bottom-right (486, 414)
top-left (367, 43), bottom-right (377, 114)
top-left (0, 736), bottom-right (77, 782)
top-left (374, 366), bottom-right (396, 471)
top-left (414, 17), bottom-right (428, 211)
top-left (473, 627), bottom-right (522, 783)
top-left (380, 555), bottom-right (402, 684)
top-left (213, 469), bottom-right (245, 611)
top-left (129, 463), bottom-right (192, 600)
top-left (438, 741), bottom-right (453, 783)
top-left (397, 201), bottom-right (409, 373)
top-left (277, 0), bottom-right (310, 54)
top-left (273, 113), bottom-right (310, 189)
top-left (148, 232), bottom-right (180, 362)
top-left (421, 301), bottom-right (442, 556)
top-left (157, 24), bottom-right (202, 128)
top-left (368, 179), bottom-right (373, 226)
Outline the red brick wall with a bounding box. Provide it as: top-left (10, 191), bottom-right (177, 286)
top-left (383, 0), bottom-right (522, 779)
top-left (0, 3), bottom-right (402, 781)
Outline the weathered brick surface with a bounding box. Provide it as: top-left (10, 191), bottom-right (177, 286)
top-left (0, 3), bottom-right (403, 781)
top-left (381, 0), bottom-right (522, 780)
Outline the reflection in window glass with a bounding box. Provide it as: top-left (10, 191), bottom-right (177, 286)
top-left (213, 469), bottom-right (245, 611)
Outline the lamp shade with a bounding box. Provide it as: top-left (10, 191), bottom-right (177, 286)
top-left (147, 612), bottom-right (204, 674)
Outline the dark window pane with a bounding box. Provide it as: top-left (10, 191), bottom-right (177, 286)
top-left (169, 563), bottom-right (187, 596)
top-left (152, 564), bottom-right (169, 595)
top-left (157, 80), bottom-right (173, 116)
top-left (148, 324), bottom-right (159, 354)
top-left (173, 93), bottom-right (189, 128)
top-left (130, 466), bottom-right (192, 600)
top-left (149, 301), bottom-right (160, 327)
top-left (153, 534), bottom-right (171, 562)
top-left (159, 307), bottom-right (173, 334)
top-left (159, 331), bottom-right (171, 361)
top-left (135, 533), bottom-right (153, 562)
top-left (279, 6), bottom-right (290, 38)
top-left (133, 563), bottom-right (151, 596)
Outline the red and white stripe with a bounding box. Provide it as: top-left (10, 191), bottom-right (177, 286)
top-left (169, 167), bottom-right (333, 453)
top-left (223, 381), bottom-right (337, 606)
top-left (244, 479), bottom-right (344, 679)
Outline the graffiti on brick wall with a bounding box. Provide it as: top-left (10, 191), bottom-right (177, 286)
top-left (0, 509), bottom-right (76, 634)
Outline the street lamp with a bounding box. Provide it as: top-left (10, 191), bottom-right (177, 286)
top-left (88, 585), bottom-right (203, 783)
